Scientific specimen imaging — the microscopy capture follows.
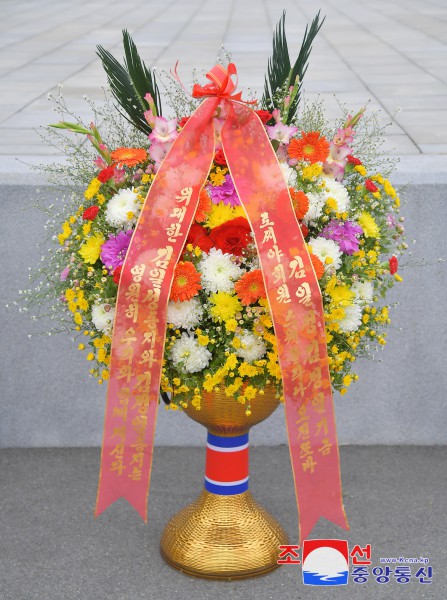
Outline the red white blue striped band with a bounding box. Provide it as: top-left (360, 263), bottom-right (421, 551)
top-left (204, 432), bottom-right (249, 495)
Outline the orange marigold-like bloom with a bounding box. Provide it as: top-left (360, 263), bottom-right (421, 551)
top-left (288, 131), bottom-right (330, 164)
top-left (289, 188), bottom-right (309, 220)
top-left (309, 253), bottom-right (325, 280)
top-left (110, 147), bottom-right (148, 167)
top-left (234, 270), bottom-right (266, 305)
top-left (170, 261), bottom-right (202, 302)
top-left (195, 188), bottom-right (212, 223)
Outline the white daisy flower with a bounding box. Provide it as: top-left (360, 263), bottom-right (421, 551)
top-left (308, 236), bottom-right (343, 272)
top-left (91, 303), bottom-right (115, 335)
top-left (104, 187), bottom-right (141, 228)
top-left (337, 304), bottom-right (362, 333)
top-left (198, 248), bottom-right (243, 293)
top-left (322, 178), bottom-right (350, 213)
top-left (170, 333), bottom-right (211, 373)
top-left (167, 297), bottom-right (203, 330)
top-left (351, 280), bottom-right (374, 305)
top-left (235, 331), bottom-right (267, 363)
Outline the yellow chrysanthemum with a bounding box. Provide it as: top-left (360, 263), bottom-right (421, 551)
top-left (209, 292), bottom-right (242, 322)
top-left (225, 353), bottom-right (238, 371)
top-left (225, 318), bottom-right (238, 332)
top-left (78, 233), bottom-right (105, 264)
top-left (328, 284), bottom-right (354, 308)
top-left (84, 178), bottom-right (101, 200)
top-left (358, 212), bottom-right (380, 238)
top-left (65, 288), bottom-right (75, 302)
top-left (301, 163), bottom-right (323, 180)
top-left (206, 202), bottom-right (246, 229)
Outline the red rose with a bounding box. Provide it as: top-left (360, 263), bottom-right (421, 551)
top-left (97, 166), bottom-right (115, 183)
top-left (82, 206), bottom-right (100, 221)
top-left (214, 149), bottom-right (227, 166)
top-left (187, 223), bottom-right (213, 252)
top-left (209, 217), bottom-right (252, 256)
top-left (389, 256), bottom-right (398, 275)
top-left (347, 155), bottom-right (362, 166)
top-left (113, 265), bottom-right (122, 285)
top-left (365, 179), bottom-right (379, 193)
top-left (178, 116), bottom-right (190, 129)
top-left (255, 110), bottom-right (273, 124)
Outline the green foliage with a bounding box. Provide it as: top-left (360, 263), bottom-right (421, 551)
top-left (97, 29), bottom-right (162, 135)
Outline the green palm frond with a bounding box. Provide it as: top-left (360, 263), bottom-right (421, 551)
top-left (96, 30), bottom-right (162, 135)
top-left (262, 11), bottom-right (290, 113)
top-left (262, 11), bottom-right (325, 123)
top-left (287, 11), bottom-right (325, 122)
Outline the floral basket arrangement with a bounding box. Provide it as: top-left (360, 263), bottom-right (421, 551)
top-left (23, 12), bottom-right (406, 579)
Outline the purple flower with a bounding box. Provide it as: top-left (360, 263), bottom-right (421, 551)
top-left (322, 220), bottom-right (363, 255)
top-left (386, 213), bottom-right (396, 228)
top-left (207, 174), bottom-right (240, 207)
top-left (100, 230), bottom-right (133, 271)
top-left (60, 266), bottom-right (70, 281)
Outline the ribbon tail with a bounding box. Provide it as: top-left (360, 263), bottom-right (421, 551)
top-left (95, 98), bottom-right (218, 522)
top-left (222, 101), bottom-right (349, 544)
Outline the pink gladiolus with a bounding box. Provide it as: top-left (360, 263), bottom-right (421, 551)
top-left (148, 116), bottom-right (178, 144)
top-left (113, 168), bottom-right (126, 184)
top-left (266, 122), bottom-right (298, 144)
top-left (149, 141), bottom-right (173, 168)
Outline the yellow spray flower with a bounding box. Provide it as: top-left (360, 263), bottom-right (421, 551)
top-left (355, 165), bottom-right (367, 177)
top-left (78, 233), bottom-right (105, 264)
top-left (84, 178), bottom-right (101, 200)
top-left (82, 222), bottom-right (92, 236)
top-left (57, 221), bottom-right (72, 245)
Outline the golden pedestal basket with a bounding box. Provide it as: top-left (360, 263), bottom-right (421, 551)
top-left (160, 387), bottom-right (289, 580)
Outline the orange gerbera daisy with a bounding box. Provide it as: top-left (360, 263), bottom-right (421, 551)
top-left (288, 131), bottom-right (330, 164)
top-left (234, 270), bottom-right (266, 305)
top-left (110, 147), bottom-right (148, 167)
top-left (309, 253), bottom-right (325, 280)
top-left (195, 188), bottom-right (212, 223)
top-left (170, 262), bottom-right (202, 302)
top-left (289, 188), bottom-right (309, 220)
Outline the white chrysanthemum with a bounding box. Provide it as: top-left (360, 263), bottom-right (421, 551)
top-left (337, 304), bottom-right (362, 333)
top-left (352, 280), bottom-right (374, 305)
top-left (308, 236), bottom-right (343, 272)
top-left (170, 333), bottom-right (211, 373)
top-left (303, 191), bottom-right (326, 225)
top-left (280, 162), bottom-right (296, 187)
top-left (235, 332), bottom-right (267, 363)
top-left (322, 178), bottom-right (350, 213)
top-left (167, 297), bottom-right (203, 330)
top-left (91, 303), bottom-right (115, 335)
top-left (198, 248), bottom-right (243, 293)
top-left (104, 187), bottom-right (141, 228)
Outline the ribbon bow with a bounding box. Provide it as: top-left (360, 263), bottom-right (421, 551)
top-left (95, 62), bottom-right (349, 543)
top-left (192, 62), bottom-right (243, 101)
